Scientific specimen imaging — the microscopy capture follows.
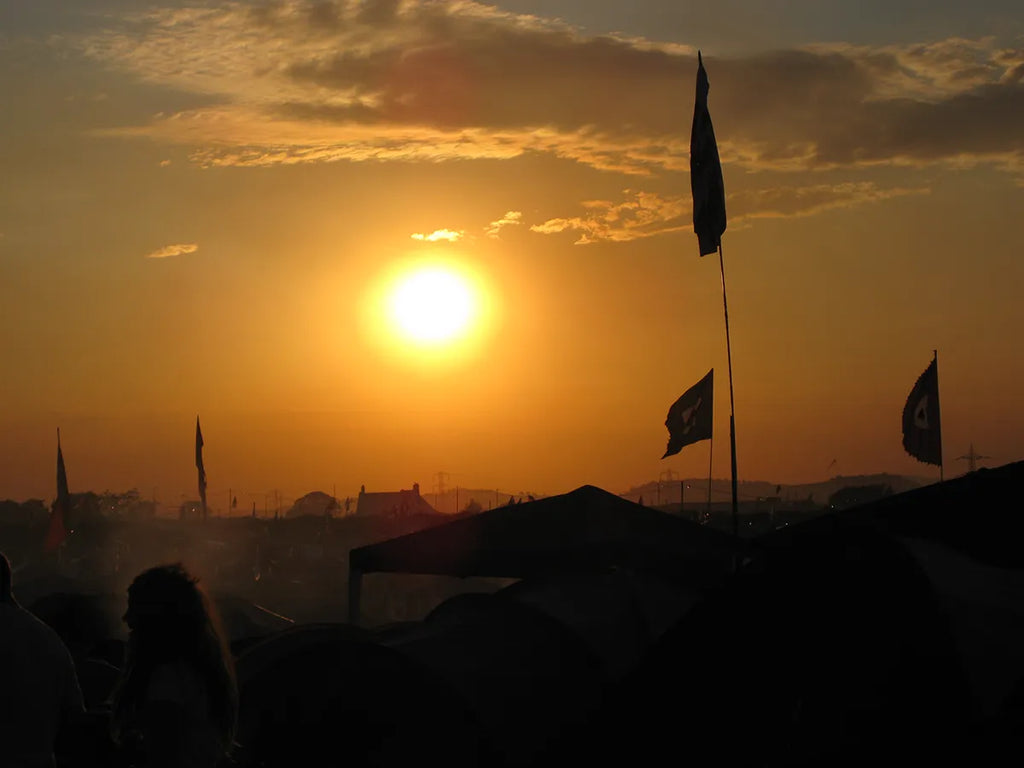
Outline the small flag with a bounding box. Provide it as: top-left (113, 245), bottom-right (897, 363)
top-left (44, 430), bottom-right (69, 552)
top-left (196, 416), bottom-right (208, 517)
top-left (690, 51), bottom-right (727, 257)
top-left (902, 356), bottom-right (942, 466)
top-left (663, 369), bottom-right (714, 458)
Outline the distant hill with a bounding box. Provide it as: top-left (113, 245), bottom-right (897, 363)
top-left (427, 487), bottom-right (547, 515)
top-left (620, 473), bottom-right (931, 509)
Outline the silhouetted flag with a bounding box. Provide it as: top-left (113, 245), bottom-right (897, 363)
top-left (44, 430), bottom-right (69, 552)
top-left (902, 357), bottom-right (942, 466)
top-left (663, 369), bottom-right (714, 458)
top-left (196, 416), bottom-right (208, 515)
top-left (690, 51), bottom-right (727, 257)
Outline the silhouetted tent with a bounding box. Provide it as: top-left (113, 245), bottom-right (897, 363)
top-left (212, 595), bottom-right (295, 652)
top-left (285, 490), bottom-right (338, 518)
top-left (233, 622), bottom-right (490, 768)
top-left (348, 484), bottom-right (743, 622)
top-left (378, 592), bottom-right (607, 768)
top-left (827, 482), bottom-right (893, 510)
top-left (552, 461), bottom-right (1024, 767)
top-left (498, 567), bottom-right (703, 682)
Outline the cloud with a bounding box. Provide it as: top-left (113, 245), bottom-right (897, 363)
top-left (531, 183), bottom-right (929, 244)
top-left (730, 181), bottom-right (930, 221)
top-left (78, 3), bottom-right (1024, 176)
top-left (485, 211), bottom-right (522, 238)
top-left (411, 228), bottom-right (464, 242)
top-left (531, 191), bottom-right (688, 245)
top-left (145, 243), bottom-right (198, 259)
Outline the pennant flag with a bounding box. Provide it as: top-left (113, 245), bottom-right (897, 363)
top-left (690, 51), bottom-right (727, 257)
top-left (196, 416), bottom-right (208, 517)
top-left (663, 369), bottom-right (714, 458)
top-left (44, 430), bottom-right (69, 552)
top-left (902, 356), bottom-right (942, 466)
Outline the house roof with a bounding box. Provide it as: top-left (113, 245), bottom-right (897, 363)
top-left (356, 488), bottom-right (438, 517)
top-left (349, 484), bottom-right (742, 584)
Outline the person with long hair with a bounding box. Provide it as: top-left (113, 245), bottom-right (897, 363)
top-left (110, 564), bottom-right (237, 768)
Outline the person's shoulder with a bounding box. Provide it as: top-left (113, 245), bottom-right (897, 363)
top-left (1, 603), bottom-right (77, 671)
top-left (4, 603), bottom-right (68, 644)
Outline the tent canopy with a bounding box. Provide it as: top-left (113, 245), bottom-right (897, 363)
top-left (350, 484), bottom-right (741, 582)
top-left (348, 484), bottom-right (742, 623)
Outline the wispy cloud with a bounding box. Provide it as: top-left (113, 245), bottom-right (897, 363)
top-left (145, 243), bottom-right (198, 259)
top-left (411, 229), bottom-right (464, 243)
top-left (532, 182), bottom-right (929, 244)
top-left (531, 191), bottom-right (686, 245)
top-left (78, 3), bottom-right (1024, 177)
top-left (485, 211), bottom-right (522, 238)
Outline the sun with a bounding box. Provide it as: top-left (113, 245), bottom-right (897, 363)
top-left (387, 265), bottom-right (478, 346)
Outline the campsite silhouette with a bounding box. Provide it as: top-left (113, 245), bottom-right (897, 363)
top-left (2, 461), bottom-right (1024, 766)
top-left (3, 27), bottom-right (1023, 768)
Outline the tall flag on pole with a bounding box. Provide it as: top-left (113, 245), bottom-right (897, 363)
top-left (690, 51), bottom-right (727, 257)
top-left (902, 354), bottom-right (942, 466)
top-left (44, 429), bottom-right (69, 552)
top-left (663, 369), bottom-right (714, 458)
top-left (196, 416), bottom-right (208, 520)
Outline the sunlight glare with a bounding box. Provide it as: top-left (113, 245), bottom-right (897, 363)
top-left (389, 266), bottom-right (477, 345)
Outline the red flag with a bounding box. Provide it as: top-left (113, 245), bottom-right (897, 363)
top-left (44, 430), bottom-right (69, 552)
top-left (690, 51), bottom-right (727, 256)
top-left (902, 355), bottom-right (942, 466)
top-left (196, 416), bottom-right (208, 518)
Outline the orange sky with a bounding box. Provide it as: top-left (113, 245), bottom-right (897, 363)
top-left (2, 1), bottom-right (1023, 508)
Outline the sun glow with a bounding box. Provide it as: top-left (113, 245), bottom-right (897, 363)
top-left (390, 267), bottom-right (474, 343)
top-left (362, 257), bottom-right (496, 365)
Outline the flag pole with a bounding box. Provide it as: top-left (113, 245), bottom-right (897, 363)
top-left (718, 243), bottom-right (739, 538)
top-left (706, 434), bottom-right (714, 523)
top-left (934, 349), bottom-right (944, 482)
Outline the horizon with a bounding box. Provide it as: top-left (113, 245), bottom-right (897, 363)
top-left (2, 2), bottom-right (1022, 506)
top-left (1, 455), bottom-right (955, 511)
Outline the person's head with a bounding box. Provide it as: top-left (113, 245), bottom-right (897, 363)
top-left (0, 551), bottom-right (13, 603)
top-left (113, 563), bottom-right (237, 751)
top-left (122, 563), bottom-right (209, 648)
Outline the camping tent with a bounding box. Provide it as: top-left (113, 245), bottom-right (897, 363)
top-left (233, 622), bottom-right (489, 768)
top-left (547, 461), bottom-right (1024, 767)
top-left (378, 591), bottom-right (607, 768)
top-left (348, 484), bottom-right (742, 622)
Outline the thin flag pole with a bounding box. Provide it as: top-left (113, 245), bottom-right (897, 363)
top-left (706, 433), bottom-right (714, 522)
top-left (718, 242), bottom-right (739, 538)
top-left (937, 349), bottom-right (944, 482)
top-left (689, 51), bottom-right (736, 538)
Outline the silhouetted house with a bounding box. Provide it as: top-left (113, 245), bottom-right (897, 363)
top-left (286, 491), bottom-right (339, 519)
top-left (828, 482), bottom-right (892, 510)
top-left (355, 483), bottom-right (438, 519)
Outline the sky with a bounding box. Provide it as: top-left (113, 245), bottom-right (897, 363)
top-left (1, 0), bottom-right (1023, 510)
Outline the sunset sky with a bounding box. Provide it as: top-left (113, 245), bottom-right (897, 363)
top-left (2, 0), bottom-right (1023, 510)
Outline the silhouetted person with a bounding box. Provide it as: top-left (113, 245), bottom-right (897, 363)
top-left (110, 564), bottom-right (237, 768)
top-left (0, 551), bottom-right (85, 768)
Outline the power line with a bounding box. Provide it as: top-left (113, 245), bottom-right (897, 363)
top-left (955, 444), bottom-right (992, 473)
